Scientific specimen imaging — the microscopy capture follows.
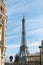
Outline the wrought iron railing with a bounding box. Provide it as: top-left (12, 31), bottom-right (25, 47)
top-left (0, 40), bottom-right (3, 46)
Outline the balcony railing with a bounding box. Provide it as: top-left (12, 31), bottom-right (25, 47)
top-left (0, 10), bottom-right (7, 19)
top-left (0, 0), bottom-right (5, 6)
top-left (0, 40), bottom-right (3, 46)
top-left (0, 21), bottom-right (3, 26)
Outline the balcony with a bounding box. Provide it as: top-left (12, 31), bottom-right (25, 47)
top-left (0, 0), bottom-right (5, 6)
top-left (0, 9), bottom-right (5, 15)
top-left (0, 40), bottom-right (3, 46)
top-left (0, 10), bottom-right (7, 20)
top-left (0, 21), bottom-right (3, 26)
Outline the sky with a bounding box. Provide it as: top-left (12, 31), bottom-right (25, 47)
top-left (6, 0), bottom-right (43, 59)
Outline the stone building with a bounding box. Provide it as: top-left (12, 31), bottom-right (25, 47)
top-left (0, 0), bottom-right (7, 65)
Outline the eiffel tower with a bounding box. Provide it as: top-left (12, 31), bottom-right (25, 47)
top-left (19, 17), bottom-right (29, 63)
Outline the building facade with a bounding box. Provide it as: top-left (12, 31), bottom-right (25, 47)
top-left (0, 0), bottom-right (7, 65)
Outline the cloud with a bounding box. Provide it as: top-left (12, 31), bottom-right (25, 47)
top-left (28, 28), bottom-right (43, 35)
top-left (26, 15), bottom-right (43, 32)
top-left (6, 40), bottom-right (41, 56)
top-left (6, 41), bottom-right (41, 50)
top-left (7, 0), bottom-right (43, 16)
top-left (7, 23), bottom-right (21, 36)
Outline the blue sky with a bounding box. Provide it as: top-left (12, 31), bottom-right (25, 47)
top-left (6, 0), bottom-right (43, 58)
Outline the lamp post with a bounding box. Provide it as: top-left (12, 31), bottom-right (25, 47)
top-left (39, 46), bottom-right (41, 65)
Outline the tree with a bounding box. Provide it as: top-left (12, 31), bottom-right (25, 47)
top-left (15, 54), bottom-right (19, 62)
top-left (9, 56), bottom-right (13, 62)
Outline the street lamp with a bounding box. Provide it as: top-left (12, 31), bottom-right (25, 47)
top-left (39, 46), bottom-right (41, 65)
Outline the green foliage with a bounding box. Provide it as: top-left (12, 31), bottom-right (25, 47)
top-left (9, 56), bottom-right (13, 62)
top-left (15, 54), bottom-right (19, 62)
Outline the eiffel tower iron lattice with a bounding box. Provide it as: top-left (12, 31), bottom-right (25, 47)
top-left (19, 17), bottom-right (29, 63)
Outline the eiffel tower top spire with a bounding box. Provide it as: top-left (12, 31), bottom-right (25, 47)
top-left (21, 16), bottom-right (26, 46)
